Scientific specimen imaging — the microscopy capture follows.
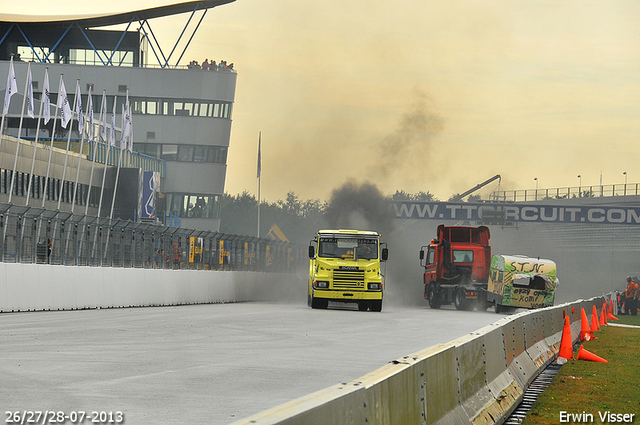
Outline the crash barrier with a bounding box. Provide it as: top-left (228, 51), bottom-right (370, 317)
top-left (230, 296), bottom-right (611, 425)
top-left (0, 202), bottom-right (304, 272)
top-left (0, 262), bottom-right (304, 312)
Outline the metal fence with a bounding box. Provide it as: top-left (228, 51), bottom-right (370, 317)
top-left (0, 203), bottom-right (304, 272)
top-left (490, 183), bottom-right (640, 202)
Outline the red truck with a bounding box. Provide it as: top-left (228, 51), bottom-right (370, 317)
top-left (419, 225), bottom-right (491, 310)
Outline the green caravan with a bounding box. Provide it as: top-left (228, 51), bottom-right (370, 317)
top-left (308, 230), bottom-right (388, 312)
top-left (487, 254), bottom-right (558, 313)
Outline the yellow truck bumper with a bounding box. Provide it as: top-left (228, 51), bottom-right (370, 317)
top-left (312, 289), bottom-right (382, 301)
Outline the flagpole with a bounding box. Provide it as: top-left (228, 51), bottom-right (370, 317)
top-left (95, 93), bottom-right (115, 264)
top-left (109, 102), bottom-right (125, 220)
top-left (57, 79), bottom-right (79, 211)
top-left (85, 89), bottom-right (104, 216)
top-left (97, 93), bottom-right (115, 219)
top-left (8, 62), bottom-right (32, 204)
top-left (102, 99), bottom-right (124, 265)
top-left (41, 74), bottom-right (62, 209)
top-left (26, 67), bottom-right (48, 206)
top-left (71, 85), bottom-right (89, 212)
top-left (257, 132), bottom-right (261, 238)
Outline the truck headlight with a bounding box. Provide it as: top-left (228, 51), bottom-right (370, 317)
top-left (368, 282), bottom-right (382, 290)
top-left (313, 281), bottom-right (329, 289)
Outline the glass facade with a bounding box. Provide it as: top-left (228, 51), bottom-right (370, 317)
top-left (134, 143), bottom-right (227, 164)
top-left (166, 193), bottom-right (221, 219)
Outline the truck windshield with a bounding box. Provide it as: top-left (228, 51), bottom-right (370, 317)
top-left (318, 238), bottom-right (378, 260)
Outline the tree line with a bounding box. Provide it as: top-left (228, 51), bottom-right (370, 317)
top-left (219, 189), bottom-right (438, 245)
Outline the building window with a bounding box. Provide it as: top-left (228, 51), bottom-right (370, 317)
top-left (165, 193), bottom-right (221, 219)
top-left (177, 145), bottom-right (194, 162)
top-left (161, 145), bottom-right (178, 161)
top-left (134, 143), bottom-right (227, 164)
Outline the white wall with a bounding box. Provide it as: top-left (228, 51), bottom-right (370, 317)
top-left (0, 263), bottom-right (302, 312)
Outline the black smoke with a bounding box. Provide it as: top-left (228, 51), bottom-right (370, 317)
top-left (324, 181), bottom-right (394, 236)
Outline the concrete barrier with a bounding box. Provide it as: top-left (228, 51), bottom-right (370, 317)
top-left (1, 263), bottom-right (610, 425)
top-left (0, 262), bottom-right (303, 312)
top-left (231, 296), bottom-right (610, 425)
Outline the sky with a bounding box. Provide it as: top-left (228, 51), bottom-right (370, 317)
top-left (5, 0), bottom-right (640, 203)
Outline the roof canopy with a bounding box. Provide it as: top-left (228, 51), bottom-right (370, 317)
top-left (0, 0), bottom-right (234, 28)
top-left (0, 0), bottom-right (236, 67)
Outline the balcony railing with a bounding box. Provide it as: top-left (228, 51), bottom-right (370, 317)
top-left (490, 184), bottom-right (640, 202)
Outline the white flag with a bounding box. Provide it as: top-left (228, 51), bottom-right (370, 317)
top-left (109, 96), bottom-right (116, 146)
top-left (42, 69), bottom-right (51, 124)
top-left (3, 58), bottom-right (18, 115)
top-left (87, 88), bottom-right (94, 140)
top-left (26, 67), bottom-right (34, 118)
top-left (121, 94), bottom-right (132, 151)
top-left (120, 103), bottom-right (127, 150)
top-left (99, 91), bottom-right (106, 142)
top-left (74, 81), bottom-right (83, 132)
top-left (58, 78), bottom-right (72, 128)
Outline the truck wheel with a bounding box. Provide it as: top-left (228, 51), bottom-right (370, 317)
top-left (311, 296), bottom-right (328, 309)
top-left (358, 302), bottom-right (369, 311)
top-left (454, 289), bottom-right (467, 311)
top-left (370, 300), bottom-right (383, 312)
top-left (427, 285), bottom-right (441, 309)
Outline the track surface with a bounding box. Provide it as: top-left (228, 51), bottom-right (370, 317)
top-left (1, 301), bottom-right (501, 424)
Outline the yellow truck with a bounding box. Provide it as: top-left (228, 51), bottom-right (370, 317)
top-left (487, 254), bottom-right (558, 313)
top-left (308, 229), bottom-right (388, 312)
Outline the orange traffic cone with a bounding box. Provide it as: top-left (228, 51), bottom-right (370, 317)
top-left (557, 316), bottom-right (573, 364)
top-left (607, 300), bottom-right (619, 320)
top-left (600, 305), bottom-right (607, 326)
top-left (572, 306), bottom-right (575, 314)
top-left (591, 305), bottom-right (600, 332)
top-left (579, 308), bottom-right (593, 341)
top-left (576, 345), bottom-right (608, 363)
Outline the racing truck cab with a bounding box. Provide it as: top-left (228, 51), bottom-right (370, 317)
top-left (308, 229), bottom-right (388, 312)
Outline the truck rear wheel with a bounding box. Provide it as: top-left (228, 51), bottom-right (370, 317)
top-left (427, 285), bottom-right (441, 309)
top-left (454, 289), bottom-right (468, 311)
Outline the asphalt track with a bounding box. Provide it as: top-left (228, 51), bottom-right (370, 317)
top-left (1, 301), bottom-right (502, 425)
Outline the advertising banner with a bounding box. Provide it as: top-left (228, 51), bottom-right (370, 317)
top-left (390, 201), bottom-right (640, 225)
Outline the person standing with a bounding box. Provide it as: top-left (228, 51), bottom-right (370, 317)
top-left (624, 276), bottom-right (639, 316)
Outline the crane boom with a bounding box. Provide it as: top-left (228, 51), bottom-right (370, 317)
top-left (451, 174), bottom-right (501, 202)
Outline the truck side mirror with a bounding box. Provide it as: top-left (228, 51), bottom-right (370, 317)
top-left (308, 246), bottom-right (315, 259)
top-left (419, 250), bottom-right (424, 260)
top-left (381, 248), bottom-right (388, 261)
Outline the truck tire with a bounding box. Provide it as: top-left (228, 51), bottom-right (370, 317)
top-left (370, 300), bottom-right (383, 312)
top-left (427, 285), bottom-right (441, 309)
top-left (454, 288), bottom-right (467, 311)
top-left (311, 296), bottom-right (328, 309)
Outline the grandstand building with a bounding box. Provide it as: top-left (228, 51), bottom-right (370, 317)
top-left (0, 0), bottom-right (236, 231)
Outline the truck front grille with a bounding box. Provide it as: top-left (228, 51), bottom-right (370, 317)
top-left (333, 269), bottom-right (365, 289)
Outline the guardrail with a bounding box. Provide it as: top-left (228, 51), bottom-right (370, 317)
top-left (230, 296), bottom-right (611, 425)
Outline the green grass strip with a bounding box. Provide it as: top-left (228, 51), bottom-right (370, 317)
top-left (523, 314), bottom-right (640, 424)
